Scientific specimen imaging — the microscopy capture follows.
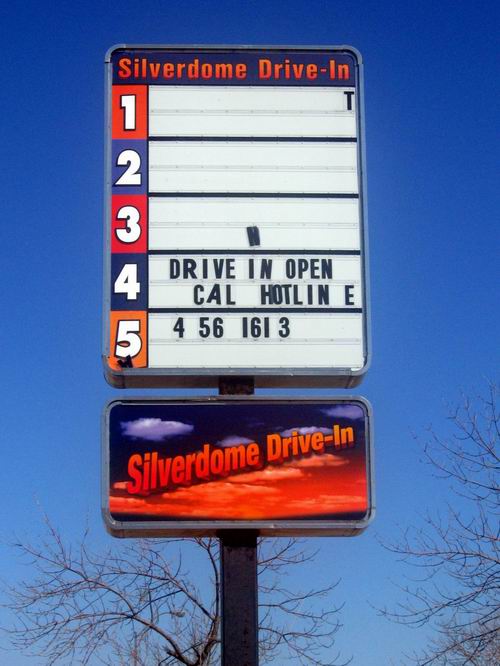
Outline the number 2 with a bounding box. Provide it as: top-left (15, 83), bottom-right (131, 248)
top-left (115, 150), bottom-right (141, 186)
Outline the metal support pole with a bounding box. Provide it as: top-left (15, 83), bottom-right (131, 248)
top-left (219, 530), bottom-right (259, 666)
top-left (218, 376), bottom-right (258, 666)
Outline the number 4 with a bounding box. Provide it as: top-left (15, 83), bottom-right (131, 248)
top-left (173, 317), bottom-right (185, 338)
top-left (114, 264), bottom-right (140, 300)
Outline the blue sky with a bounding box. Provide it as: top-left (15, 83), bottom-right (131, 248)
top-left (1, 1), bottom-right (498, 664)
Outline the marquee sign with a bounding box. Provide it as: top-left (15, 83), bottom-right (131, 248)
top-left (104, 45), bottom-right (369, 388)
top-left (103, 397), bottom-right (374, 536)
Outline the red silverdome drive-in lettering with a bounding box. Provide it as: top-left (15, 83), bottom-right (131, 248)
top-left (117, 57), bottom-right (350, 82)
top-left (258, 58), bottom-right (350, 80)
top-left (126, 424), bottom-right (355, 495)
top-left (118, 58), bottom-right (248, 80)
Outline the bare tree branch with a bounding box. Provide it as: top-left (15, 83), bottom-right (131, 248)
top-left (380, 382), bottom-right (499, 665)
top-left (2, 522), bottom-right (345, 665)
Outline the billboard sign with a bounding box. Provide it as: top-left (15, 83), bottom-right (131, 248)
top-left (104, 45), bottom-right (369, 388)
top-left (103, 397), bottom-right (374, 537)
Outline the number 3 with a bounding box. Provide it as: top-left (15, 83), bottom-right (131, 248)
top-left (115, 205), bottom-right (141, 243)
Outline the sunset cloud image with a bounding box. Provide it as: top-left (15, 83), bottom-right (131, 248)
top-left (121, 418), bottom-right (194, 441)
top-left (216, 435), bottom-right (254, 447)
top-left (280, 425), bottom-right (331, 437)
top-left (108, 401), bottom-right (371, 523)
top-left (110, 450), bottom-right (367, 520)
top-left (321, 404), bottom-right (365, 420)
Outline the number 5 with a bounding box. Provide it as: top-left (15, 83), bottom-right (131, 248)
top-left (115, 320), bottom-right (142, 358)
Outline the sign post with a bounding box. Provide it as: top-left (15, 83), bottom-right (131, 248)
top-left (220, 529), bottom-right (259, 666)
top-left (217, 376), bottom-right (258, 666)
top-left (103, 44), bottom-right (372, 664)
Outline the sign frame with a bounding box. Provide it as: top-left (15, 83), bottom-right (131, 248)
top-left (103, 44), bottom-right (371, 388)
top-left (102, 395), bottom-right (375, 537)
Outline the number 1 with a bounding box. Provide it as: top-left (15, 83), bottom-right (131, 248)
top-left (120, 95), bottom-right (136, 131)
